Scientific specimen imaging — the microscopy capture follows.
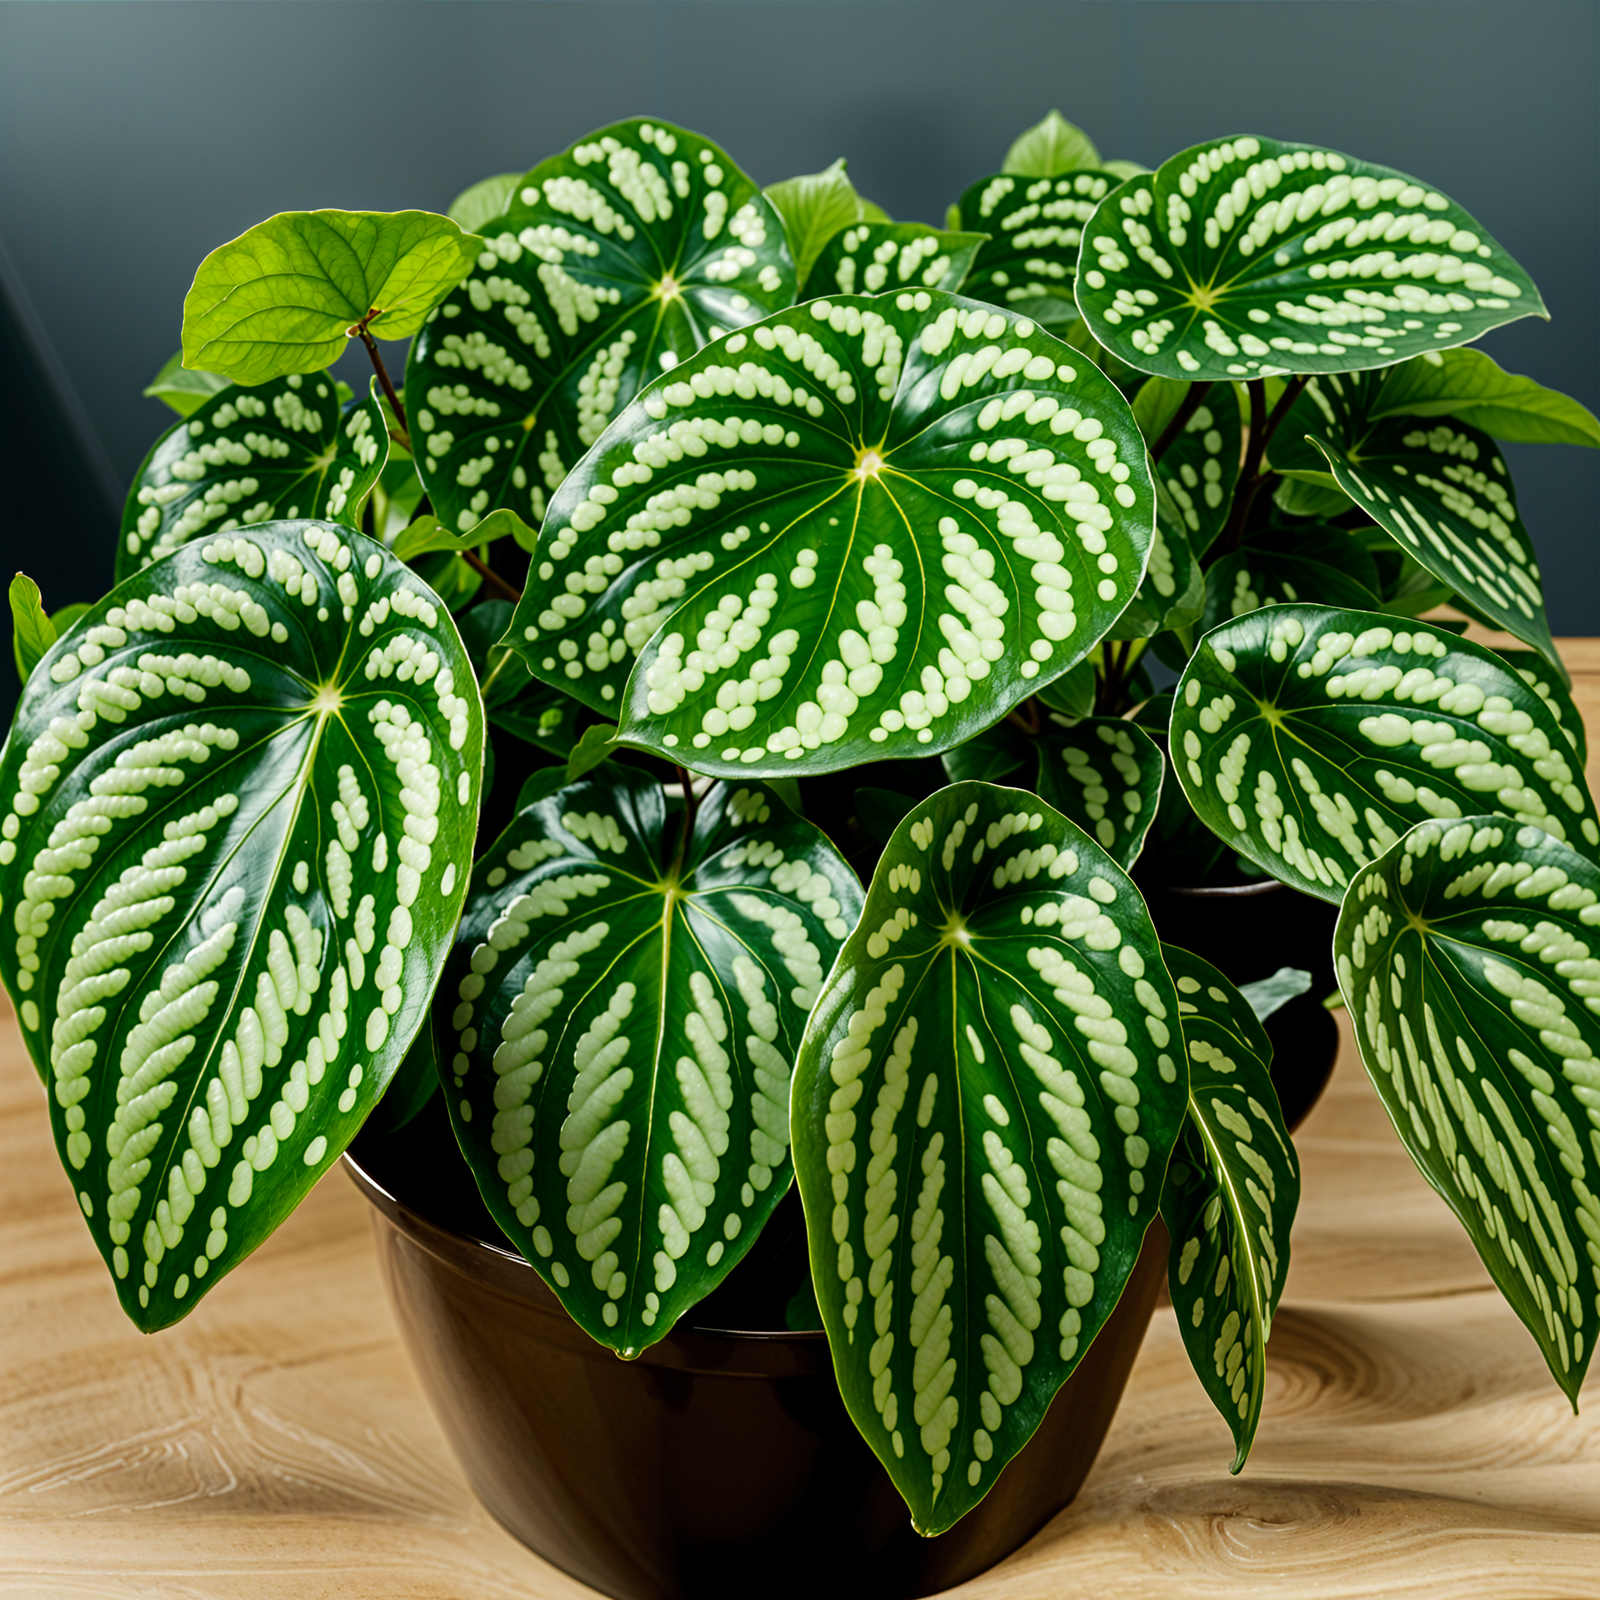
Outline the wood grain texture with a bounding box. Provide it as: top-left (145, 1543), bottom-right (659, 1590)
top-left (5, 639), bottom-right (1600, 1598)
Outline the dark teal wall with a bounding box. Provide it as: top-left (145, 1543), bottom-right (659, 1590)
top-left (2, 0), bottom-right (1595, 725)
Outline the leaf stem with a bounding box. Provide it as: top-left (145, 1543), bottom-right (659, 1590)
top-left (672, 765), bottom-right (698, 874)
top-left (1259, 374), bottom-right (1310, 453)
top-left (1150, 380), bottom-right (1214, 465)
top-left (357, 325), bottom-right (410, 448)
top-left (1095, 638), bottom-right (1133, 716)
top-left (1005, 697), bottom-right (1042, 737)
top-left (464, 548), bottom-right (522, 603)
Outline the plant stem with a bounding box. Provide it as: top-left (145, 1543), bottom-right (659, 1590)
top-left (1095, 638), bottom-right (1133, 715)
top-left (1005, 698), bottom-right (1042, 737)
top-left (464, 548), bottom-right (522, 603)
top-left (672, 765), bottom-right (698, 873)
top-left (1259, 374), bottom-right (1310, 453)
top-left (1149, 380), bottom-right (1213, 464)
top-left (358, 325), bottom-right (410, 447)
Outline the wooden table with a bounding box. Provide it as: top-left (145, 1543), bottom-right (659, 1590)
top-left (5, 641), bottom-right (1600, 1599)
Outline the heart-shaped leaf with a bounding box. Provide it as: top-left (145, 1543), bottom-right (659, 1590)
top-left (1161, 943), bottom-right (1298, 1470)
top-left (182, 210), bottom-right (479, 385)
top-left (436, 767), bottom-right (861, 1355)
top-left (1198, 528), bottom-right (1379, 636)
top-left (407, 119), bottom-right (796, 536)
top-left (806, 224), bottom-right (987, 300)
top-left (0, 520), bottom-right (484, 1329)
top-left (957, 170), bottom-right (1117, 324)
top-left (765, 159), bottom-right (889, 291)
top-left (1272, 372), bottom-right (1558, 668)
top-left (1076, 136), bottom-right (1545, 382)
top-left (1002, 112), bottom-right (1102, 179)
top-left (1336, 816), bottom-right (1600, 1401)
top-left (1370, 348), bottom-right (1600, 449)
top-left (119, 374), bottom-right (389, 580)
top-left (447, 172), bottom-right (521, 235)
top-left (790, 782), bottom-right (1187, 1533)
top-left (509, 290), bottom-right (1155, 777)
top-left (1171, 607), bottom-right (1599, 904)
top-left (1135, 377), bottom-right (1243, 555)
top-left (1036, 717), bottom-right (1164, 868)
top-left (143, 352), bottom-right (230, 418)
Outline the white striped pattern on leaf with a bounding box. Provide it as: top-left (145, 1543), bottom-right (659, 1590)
top-left (1336, 816), bottom-right (1600, 1402)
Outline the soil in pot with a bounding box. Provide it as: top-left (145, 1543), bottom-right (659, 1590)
top-left (347, 1099), bottom-right (1168, 1600)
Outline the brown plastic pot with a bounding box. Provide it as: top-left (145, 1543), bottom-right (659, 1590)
top-left (345, 1103), bottom-right (1168, 1600)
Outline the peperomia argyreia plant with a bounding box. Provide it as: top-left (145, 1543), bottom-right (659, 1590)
top-left (5, 111), bottom-right (1600, 1538)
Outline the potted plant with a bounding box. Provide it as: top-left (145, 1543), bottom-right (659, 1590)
top-left (5, 109), bottom-right (1599, 1598)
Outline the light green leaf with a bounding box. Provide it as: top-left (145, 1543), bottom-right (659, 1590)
top-left (1371, 347), bottom-right (1600, 448)
top-left (0, 520), bottom-right (485, 1329)
top-left (806, 224), bottom-right (987, 299)
top-left (118, 374), bottom-right (389, 580)
top-left (48, 603), bottom-right (92, 639)
top-left (10, 573), bottom-right (54, 683)
top-left (791, 782), bottom-right (1188, 1533)
top-left (565, 720), bottom-right (620, 780)
top-left (1136, 378), bottom-right (1243, 555)
top-left (447, 172), bottom-right (522, 235)
top-left (765, 158), bottom-right (878, 290)
top-left (1076, 136), bottom-right (1546, 383)
top-left (1036, 716), bottom-right (1164, 868)
top-left (1002, 111), bottom-right (1101, 179)
top-left (1101, 160), bottom-right (1149, 183)
top-left (511, 291), bottom-right (1156, 777)
top-left (958, 170), bottom-right (1117, 324)
top-left (393, 507), bottom-right (539, 564)
top-left (1238, 966), bottom-right (1312, 1023)
top-left (1272, 474), bottom-right (1352, 520)
top-left (182, 210), bottom-right (480, 385)
top-left (1036, 656), bottom-right (1095, 721)
top-left (1171, 606), bottom-right (1599, 904)
top-left (437, 767), bottom-right (862, 1355)
top-left (408, 120), bottom-right (796, 537)
top-left (142, 351), bottom-right (230, 418)
top-left (1161, 944), bottom-right (1298, 1470)
top-left (1275, 372), bottom-right (1558, 668)
top-left (1336, 816), bottom-right (1600, 1402)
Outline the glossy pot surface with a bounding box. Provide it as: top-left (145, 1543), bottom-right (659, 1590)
top-left (346, 1101), bottom-right (1167, 1600)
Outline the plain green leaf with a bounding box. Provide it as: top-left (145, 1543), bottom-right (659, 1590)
top-left (1002, 111), bottom-right (1101, 177)
top-left (446, 172), bottom-right (522, 235)
top-left (9, 573), bottom-right (54, 682)
top-left (853, 786), bottom-right (918, 845)
top-left (1238, 966), bottom-right (1313, 1023)
top-left (1100, 160), bottom-right (1150, 182)
top-left (1371, 347), bottom-right (1600, 448)
top-left (182, 209), bottom-right (480, 384)
top-left (142, 351), bottom-right (230, 417)
top-left (1035, 657), bottom-right (1095, 721)
top-left (1272, 475), bottom-right (1352, 520)
top-left (1107, 482), bottom-right (1205, 640)
top-left (565, 721), bottom-right (621, 781)
top-left (764, 158), bottom-right (875, 290)
top-left (363, 1015), bottom-right (442, 1138)
top-left (0, 520), bottom-right (485, 1330)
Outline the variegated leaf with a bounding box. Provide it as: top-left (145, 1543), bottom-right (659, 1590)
top-left (406, 119), bottom-right (795, 535)
top-left (1171, 607), bottom-right (1599, 904)
top-left (956, 170), bottom-right (1117, 323)
top-left (1272, 372), bottom-right (1558, 668)
top-left (1134, 377), bottom-right (1243, 555)
top-left (790, 782), bottom-right (1187, 1533)
top-left (806, 223), bottom-right (986, 299)
top-left (1336, 816), bottom-right (1600, 1401)
top-left (119, 375), bottom-right (388, 580)
top-left (1075, 136), bottom-right (1544, 382)
top-left (765, 159), bottom-right (889, 292)
top-left (509, 291), bottom-right (1155, 776)
top-left (437, 768), bottom-right (861, 1355)
top-left (1161, 944), bottom-right (1298, 1470)
top-left (1198, 529), bottom-right (1378, 637)
top-left (1106, 483), bottom-right (1203, 641)
top-left (1500, 648), bottom-right (1587, 767)
top-left (1036, 717), bottom-right (1164, 868)
top-left (0, 521), bottom-right (484, 1329)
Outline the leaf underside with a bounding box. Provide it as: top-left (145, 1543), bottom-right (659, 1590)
top-left (791, 782), bottom-right (1187, 1534)
top-left (0, 521), bottom-right (484, 1329)
top-left (437, 767), bottom-right (861, 1355)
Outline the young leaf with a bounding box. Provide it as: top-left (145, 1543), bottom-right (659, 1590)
top-left (790, 782), bottom-right (1187, 1533)
top-left (510, 291), bottom-right (1156, 777)
top-left (565, 720), bottom-right (620, 780)
top-left (437, 768), bottom-right (862, 1355)
top-left (1161, 944), bottom-right (1299, 1470)
top-left (1035, 716), bottom-right (1164, 868)
top-left (806, 224), bottom-right (987, 299)
top-left (1076, 136), bottom-right (1545, 382)
top-left (142, 351), bottom-right (229, 418)
top-left (1336, 817), bottom-right (1600, 1402)
top-left (957, 170), bottom-right (1117, 325)
top-left (1171, 606), bottom-right (1599, 904)
top-left (1273, 372), bottom-right (1559, 670)
top-left (1371, 347), bottom-right (1600, 449)
top-left (9, 573), bottom-right (54, 682)
top-left (0, 520), bottom-right (485, 1329)
top-left (765, 158), bottom-right (878, 290)
top-left (118, 373), bottom-right (388, 580)
top-left (446, 172), bottom-right (522, 234)
top-left (390, 506), bottom-right (535, 562)
top-left (182, 210), bottom-right (480, 384)
top-left (1135, 377), bottom-right (1243, 555)
top-left (1002, 111), bottom-right (1101, 178)
top-left (1272, 474), bottom-right (1352, 520)
top-left (408, 120), bottom-right (796, 536)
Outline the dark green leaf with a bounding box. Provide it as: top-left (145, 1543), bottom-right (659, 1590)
top-left (1498, 647), bottom-right (1587, 766)
top-left (1077, 136), bottom-right (1545, 382)
top-left (182, 210), bottom-right (479, 384)
top-left (1171, 607), bottom-right (1598, 904)
top-left (791, 782), bottom-right (1187, 1532)
top-left (438, 767), bottom-right (862, 1354)
top-left (1107, 483), bottom-right (1204, 640)
top-left (1371, 347), bottom-right (1600, 448)
top-left (765, 158), bottom-right (879, 290)
top-left (1035, 717), bottom-right (1164, 868)
top-left (855, 786), bottom-right (919, 846)
top-left (1336, 817), bottom-right (1600, 1402)
top-left (363, 1014), bottom-right (441, 1137)
top-left (458, 598), bottom-right (582, 760)
top-left (409, 120), bottom-right (796, 536)
top-left (0, 521), bottom-right (485, 1329)
top-left (1161, 944), bottom-right (1298, 1470)
top-left (10, 573), bottom-right (54, 682)
top-left (447, 172), bottom-right (522, 235)
top-left (1199, 533), bottom-right (1378, 638)
top-left (1002, 111), bottom-right (1101, 179)
top-left (1136, 378), bottom-right (1243, 555)
top-left (1036, 657), bottom-right (1095, 721)
top-left (807, 224), bottom-right (987, 299)
top-left (941, 716), bottom-right (1032, 784)
top-left (511, 291), bottom-right (1156, 776)
top-left (142, 352), bottom-right (229, 418)
top-left (566, 720), bottom-right (621, 780)
top-left (119, 373), bottom-right (388, 580)
top-left (1272, 474), bottom-right (1352, 520)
